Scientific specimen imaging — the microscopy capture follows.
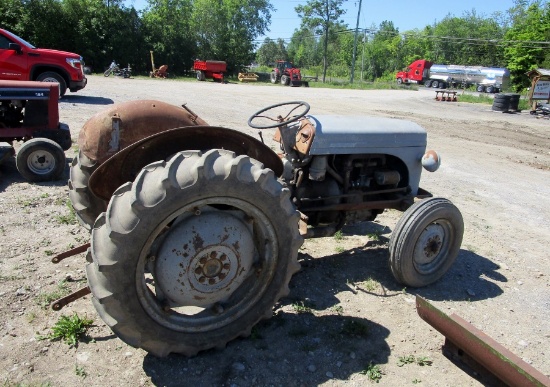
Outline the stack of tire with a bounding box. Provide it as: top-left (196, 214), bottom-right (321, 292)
top-left (492, 93), bottom-right (521, 112)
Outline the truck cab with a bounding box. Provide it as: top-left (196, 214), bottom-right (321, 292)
top-left (0, 29), bottom-right (87, 96)
top-left (396, 59), bottom-right (433, 85)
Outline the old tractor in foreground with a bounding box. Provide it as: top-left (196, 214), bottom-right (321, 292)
top-left (65, 100), bottom-right (463, 357)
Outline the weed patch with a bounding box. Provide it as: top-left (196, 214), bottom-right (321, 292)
top-left (38, 313), bottom-right (93, 347)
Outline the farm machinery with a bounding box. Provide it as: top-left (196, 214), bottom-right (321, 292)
top-left (0, 80), bottom-right (70, 181)
top-left (271, 60), bottom-right (308, 87)
top-left (149, 51), bottom-right (168, 78)
top-left (194, 60), bottom-right (226, 82)
top-left (56, 99), bottom-right (463, 357)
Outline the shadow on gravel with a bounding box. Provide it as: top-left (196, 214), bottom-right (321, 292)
top-left (60, 95), bottom-right (114, 105)
top-left (143, 313), bottom-right (390, 386)
top-left (313, 221), bottom-right (507, 304)
top-left (0, 157), bottom-right (71, 192)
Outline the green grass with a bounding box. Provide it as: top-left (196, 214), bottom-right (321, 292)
top-left (291, 301), bottom-right (313, 314)
top-left (333, 230), bottom-right (344, 241)
top-left (75, 365), bottom-right (87, 378)
top-left (458, 93), bottom-right (531, 110)
top-left (36, 281), bottom-right (71, 308)
top-left (361, 362), bottom-right (383, 382)
top-left (38, 313), bottom-right (93, 347)
top-left (397, 354), bottom-right (433, 367)
top-left (335, 246), bottom-right (346, 253)
top-left (56, 200), bottom-right (78, 225)
top-left (359, 277), bottom-right (378, 292)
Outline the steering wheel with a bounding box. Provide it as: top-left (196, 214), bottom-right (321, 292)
top-left (248, 101), bottom-right (310, 129)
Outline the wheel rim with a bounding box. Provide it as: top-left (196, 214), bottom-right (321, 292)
top-left (412, 221), bottom-right (452, 274)
top-left (136, 197), bottom-right (278, 333)
top-left (26, 149), bottom-right (56, 175)
top-left (41, 76), bottom-right (60, 84)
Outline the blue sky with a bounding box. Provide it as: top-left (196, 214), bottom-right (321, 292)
top-left (125, 0), bottom-right (518, 41)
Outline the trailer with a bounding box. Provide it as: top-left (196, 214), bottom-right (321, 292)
top-left (194, 60), bottom-right (226, 82)
top-left (396, 59), bottom-right (510, 93)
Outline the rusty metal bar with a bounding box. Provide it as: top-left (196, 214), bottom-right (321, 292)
top-left (51, 243), bottom-right (90, 263)
top-left (416, 296), bottom-right (550, 387)
top-left (51, 286), bottom-right (91, 311)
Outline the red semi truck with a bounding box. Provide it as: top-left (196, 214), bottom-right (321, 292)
top-left (0, 28), bottom-right (87, 97)
top-left (396, 59), bottom-right (509, 93)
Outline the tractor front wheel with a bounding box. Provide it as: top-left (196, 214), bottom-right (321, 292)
top-left (86, 149), bottom-right (302, 356)
top-left (389, 198), bottom-right (463, 287)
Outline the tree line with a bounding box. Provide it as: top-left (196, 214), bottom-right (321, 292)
top-left (1, 0), bottom-right (548, 90)
top-left (0, 0), bottom-right (272, 76)
top-left (259, 0), bottom-right (549, 91)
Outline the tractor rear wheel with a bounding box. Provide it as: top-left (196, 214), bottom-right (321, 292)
top-left (86, 149), bottom-right (302, 357)
top-left (68, 151), bottom-right (108, 230)
top-left (389, 198), bottom-right (463, 287)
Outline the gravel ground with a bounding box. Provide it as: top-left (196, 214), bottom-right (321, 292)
top-left (0, 75), bottom-right (549, 386)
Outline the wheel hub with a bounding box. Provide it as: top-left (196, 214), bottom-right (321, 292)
top-left (413, 223), bottom-right (445, 266)
top-left (27, 150), bottom-right (55, 175)
top-left (155, 210), bottom-right (255, 307)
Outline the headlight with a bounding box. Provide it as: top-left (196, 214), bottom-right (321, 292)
top-left (422, 150), bottom-right (441, 172)
top-left (66, 57), bottom-right (83, 69)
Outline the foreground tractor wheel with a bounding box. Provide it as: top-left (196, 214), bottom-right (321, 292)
top-left (86, 149), bottom-right (302, 357)
top-left (16, 138), bottom-right (66, 182)
top-left (388, 198), bottom-right (463, 287)
top-left (68, 151), bottom-right (107, 230)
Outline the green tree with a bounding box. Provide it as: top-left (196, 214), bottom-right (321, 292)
top-left (503, 1), bottom-right (550, 90)
top-left (256, 37), bottom-right (287, 66)
top-left (295, 0), bottom-right (346, 82)
top-left (191, 0), bottom-right (273, 73)
top-left (142, 0), bottom-right (195, 75)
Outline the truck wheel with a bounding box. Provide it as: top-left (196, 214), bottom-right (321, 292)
top-left (270, 72), bottom-right (278, 84)
top-left (388, 198), bottom-right (463, 287)
top-left (281, 75), bottom-right (290, 86)
top-left (16, 138), bottom-right (66, 182)
top-left (486, 86), bottom-right (495, 93)
top-left (36, 71), bottom-right (67, 97)
top-left (476, 85), bottom-right (485, 92)
top-left (424, 80), bottom-right (432, 88)
top-left (397, 78), bottom-right (403, 85)
top-left (68, 151), bottom-right (108, 230)
top-left (196, 70), bottom-right (205, 81)
top-left (86, 149), bottom-right (302, 357)
top-left (431, 81), bottom-right (439, 88)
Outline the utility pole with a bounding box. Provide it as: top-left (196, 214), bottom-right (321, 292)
top-left (350, 0), bottom-right (363, 83)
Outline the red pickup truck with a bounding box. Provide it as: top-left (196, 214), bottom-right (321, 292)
top-left (0, 28), bottom-right (87, 97)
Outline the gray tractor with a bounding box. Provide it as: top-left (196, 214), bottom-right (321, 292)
top-left (67, 100), bottom-right (463, 357)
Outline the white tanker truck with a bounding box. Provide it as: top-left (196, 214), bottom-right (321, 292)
top-left (396, 59), bottom-right (510, 93)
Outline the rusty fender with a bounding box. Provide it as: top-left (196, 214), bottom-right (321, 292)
top-left (88, 126), bottom-right (284, 201)
top-left (416, 296), bottom-right (550, 387)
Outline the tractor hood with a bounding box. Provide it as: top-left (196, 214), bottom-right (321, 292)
top-left (307, 115), bottom-right (427, 155)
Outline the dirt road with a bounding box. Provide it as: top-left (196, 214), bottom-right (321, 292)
top-left (1, 75), bottom-right (549, 386)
